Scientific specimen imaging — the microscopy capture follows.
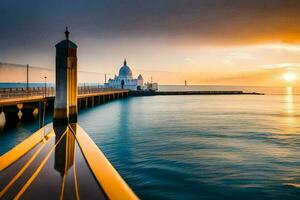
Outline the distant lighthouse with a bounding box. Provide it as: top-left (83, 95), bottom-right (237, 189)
top-left (54, 27), bottom-right (78, 126)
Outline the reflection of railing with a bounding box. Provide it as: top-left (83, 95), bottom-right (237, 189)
top-left (0, 86), bottom-right (118, 99)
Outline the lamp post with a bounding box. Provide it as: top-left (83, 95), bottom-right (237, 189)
top-left (44, 76), bottom-right (47, 97)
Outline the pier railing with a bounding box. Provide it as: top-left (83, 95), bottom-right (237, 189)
top-left (0, 86), bottom-right (117, 99)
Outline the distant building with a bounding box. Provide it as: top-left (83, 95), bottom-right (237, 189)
top-left (105, 59), bottom-right (144, 90)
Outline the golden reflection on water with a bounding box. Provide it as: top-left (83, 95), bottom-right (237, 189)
top-left (284, 86), bottom-right (294, 117)
top-left (282, 86), bottom-right (297, 133)
top-left (285, 86), bottom-right (294, 114)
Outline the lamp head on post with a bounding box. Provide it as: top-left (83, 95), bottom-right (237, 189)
top-left (65, 27), bottom-right (70, 40)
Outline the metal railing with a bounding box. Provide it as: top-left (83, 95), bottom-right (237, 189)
top-left (78, 86), bottom-right (114, 95)
top-left (0, 86), bottom-right (120, 99)
top-left (0, 87), bottom-right (55, 99)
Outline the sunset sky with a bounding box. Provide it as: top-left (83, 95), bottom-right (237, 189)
top-left (1, 0), bottom-right (300, 85)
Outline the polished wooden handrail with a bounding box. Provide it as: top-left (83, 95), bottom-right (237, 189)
top-left (0, 123), bottom-right (53, 171)
top-left (73, 125), bottom-right (138, 200)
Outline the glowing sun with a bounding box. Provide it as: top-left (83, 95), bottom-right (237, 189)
top-left (283, 72), bottom-right (297, 83)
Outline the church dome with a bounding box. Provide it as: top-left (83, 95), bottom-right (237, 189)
top-left (137, 74), bottom-right (143, 80)
top-left (119, 59), bottom-right (133, 79)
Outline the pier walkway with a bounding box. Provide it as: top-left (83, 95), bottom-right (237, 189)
top-left (0, 123), bottom-right (137, 200)
top-left (0, 87), bottom-right (129, 106)
top-left (0, 88), bottom-right (129, 125)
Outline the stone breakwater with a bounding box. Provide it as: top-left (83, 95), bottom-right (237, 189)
top-left (129, 90), bottom-right (264, 96)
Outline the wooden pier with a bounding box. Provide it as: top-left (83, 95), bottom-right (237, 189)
top-left (0, 89), bottom-right (129, 126)
top-left (0, 87), bottom-right (129, 106)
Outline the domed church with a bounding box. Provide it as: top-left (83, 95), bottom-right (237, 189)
top-left (105, 59), bottom-right (144, 90)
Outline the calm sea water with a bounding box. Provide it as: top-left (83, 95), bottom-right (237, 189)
top-left (1, 86), bottom-right (300, 199)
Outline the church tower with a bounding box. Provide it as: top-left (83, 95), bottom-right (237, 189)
top-left (54, 28), bottom-right (78, 126)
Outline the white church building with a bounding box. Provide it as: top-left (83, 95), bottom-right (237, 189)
top-left (105, 59), bottom-right (144, 90)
